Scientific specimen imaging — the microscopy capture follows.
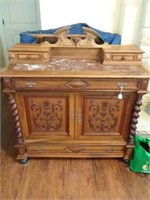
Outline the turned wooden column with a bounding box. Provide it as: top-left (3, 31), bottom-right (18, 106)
top-left (7, 93), bottom-right (23, 145)
top-left (124, 92), bottom-right (145, 162)
top-left (128, 93), bottom-right (143, 145)
top-left (3, 78), bottom-right (27, 164)
top-left (3, 78), bottom-right (23, 145)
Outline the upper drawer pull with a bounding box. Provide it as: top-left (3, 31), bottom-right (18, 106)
top-left (106, 147), bottom-right (114, 152)
top-left (117, 82), bottom-right (127, 99)
top-left (26, 81), bottom-right (36, 88)
top-left (121, 56), bottom-right (125, 61)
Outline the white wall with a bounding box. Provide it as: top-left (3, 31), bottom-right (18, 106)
top-left (39, 0), bottom-right (146, 45)
top-left (39, 0), bottom-right (121, 32)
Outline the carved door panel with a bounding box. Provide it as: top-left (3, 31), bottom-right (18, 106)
top-left (15, 91), bottom-right (75, 140)
top-left (76, 91), bottom-right (136, 140)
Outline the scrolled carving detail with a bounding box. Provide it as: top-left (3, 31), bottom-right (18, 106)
top-left (88, 100), bottom-right (120, 132)
top-left (8, 93), bottom-right (23, 144)
top-left (30, 99), bottom-right (63, 132)
top-left (3, 78), bottom-right (13, 89)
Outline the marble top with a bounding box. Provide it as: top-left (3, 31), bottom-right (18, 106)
top-left (10, 58), bottom-right (142, 73)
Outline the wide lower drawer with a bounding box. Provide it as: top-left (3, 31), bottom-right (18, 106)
top-left (26, 144), bottom-right (125, 154)
top-left (13, 78), bottom-right (138, 90)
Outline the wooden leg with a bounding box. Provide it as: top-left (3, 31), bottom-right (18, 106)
top-left (124, 144), bottom-right (134, 163)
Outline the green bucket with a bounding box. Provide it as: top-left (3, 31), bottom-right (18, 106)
top-left (130, 135), bottom-right (150, 173)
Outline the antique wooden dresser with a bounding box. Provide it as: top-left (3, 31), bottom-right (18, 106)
top-left (1, 27), bottom-right (150, 164)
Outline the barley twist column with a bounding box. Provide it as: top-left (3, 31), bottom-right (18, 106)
top-left (8, 93), bottom-right (23, 145)
top-left (128, 94), bottom-right (143, 144)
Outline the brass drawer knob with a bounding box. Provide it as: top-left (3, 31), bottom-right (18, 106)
top-left (106, 147), bottom-right (114, 152)
top-left (26, 82), bottom-right (36, 88)
top-left (122, 56), bottom-right (125, 61)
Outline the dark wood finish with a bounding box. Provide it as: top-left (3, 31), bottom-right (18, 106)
top-left (1, 27), bottom-right (150, 163)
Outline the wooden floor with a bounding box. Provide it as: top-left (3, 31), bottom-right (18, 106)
top-left (1, 91), bottom-right (150, 200)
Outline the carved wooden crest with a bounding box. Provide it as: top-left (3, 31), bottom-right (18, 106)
top-left (31, 27), bottom-right (109, 48)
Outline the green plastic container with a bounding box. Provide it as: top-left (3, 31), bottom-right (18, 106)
top-left (130, 135), bottom-right (150, 173)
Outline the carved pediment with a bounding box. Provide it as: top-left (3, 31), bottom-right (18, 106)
top-left (31, 27), bottom-right (109, 48)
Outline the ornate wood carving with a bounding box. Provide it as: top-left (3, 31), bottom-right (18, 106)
top-left (88, 99), bottom-right (120, 132)
top-left (65, 79), bottom-right (88, 89)
top-left (1, 26), bottom-right (149, 163)
top-left (32, 27), bottom-right (108, 48)
top-left (3, 78), bottom-right (13, 89)
top-left (30, 99), bottom-right (63, 132)
top-left (7, 93), bottom-right (23, 144)
top-left (128, 94), bottom-right (143, 144)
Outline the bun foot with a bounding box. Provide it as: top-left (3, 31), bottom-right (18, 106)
top-left (123, 158), bottom-right (130, 164)
top-left (19, 158), bottom-right (29, 166)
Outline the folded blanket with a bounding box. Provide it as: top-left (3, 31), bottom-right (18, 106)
top-left (20, 23), bottom-right (121, 45)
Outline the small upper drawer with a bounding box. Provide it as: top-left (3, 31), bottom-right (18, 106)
top-left (9, 52), bottom-right (49, 63)
top-left (17, 54), bottom-right (41, 60)
top-left (103, 53), bottom-right (143, 65)
top-left (13, 78), bottom-right (138, 90)
top-left (112, 54), bottom-right (135, 61)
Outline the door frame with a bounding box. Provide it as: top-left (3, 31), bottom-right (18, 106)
top-left (0, 0), bottom-right (41, 65)
top-left (0, 2), bottom-right (7, 66)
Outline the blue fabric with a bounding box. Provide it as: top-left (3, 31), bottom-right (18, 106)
top-left (20, 23), bottom-right (121, 44)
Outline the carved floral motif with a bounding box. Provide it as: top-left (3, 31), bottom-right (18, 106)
top-left (30, 99), bottom-right (63, 132)
top-left (88, 100), bottom-right (120, 132)
top-left (3, 78), bottom-right (13, 89)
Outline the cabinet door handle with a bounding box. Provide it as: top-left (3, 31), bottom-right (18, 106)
top-left (26, 81), bottom-right (36, 88)
top-left (78, 110), bottom-right (81, 123)
top-left (71, 111), bottom-right (74, 120)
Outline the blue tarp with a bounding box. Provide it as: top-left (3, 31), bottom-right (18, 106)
top-left (20, 23), bottom-right (121, 45)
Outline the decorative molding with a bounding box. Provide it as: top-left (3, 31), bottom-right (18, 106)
top-left (3, 78), bottom-right (13, 89)
top-left (30, 99), bottom-right (63, 132)
top-left (88, 100), bottom-right (120, 132)
top-left (32, 27), bottom-right (108, 48)
top-left (65, 79), bottom-right (88, 89)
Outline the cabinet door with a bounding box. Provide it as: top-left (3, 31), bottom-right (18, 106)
top-left (15, 91), bottom-right (75, 140)
top-left (76, 91), bottom-right (136, 140)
